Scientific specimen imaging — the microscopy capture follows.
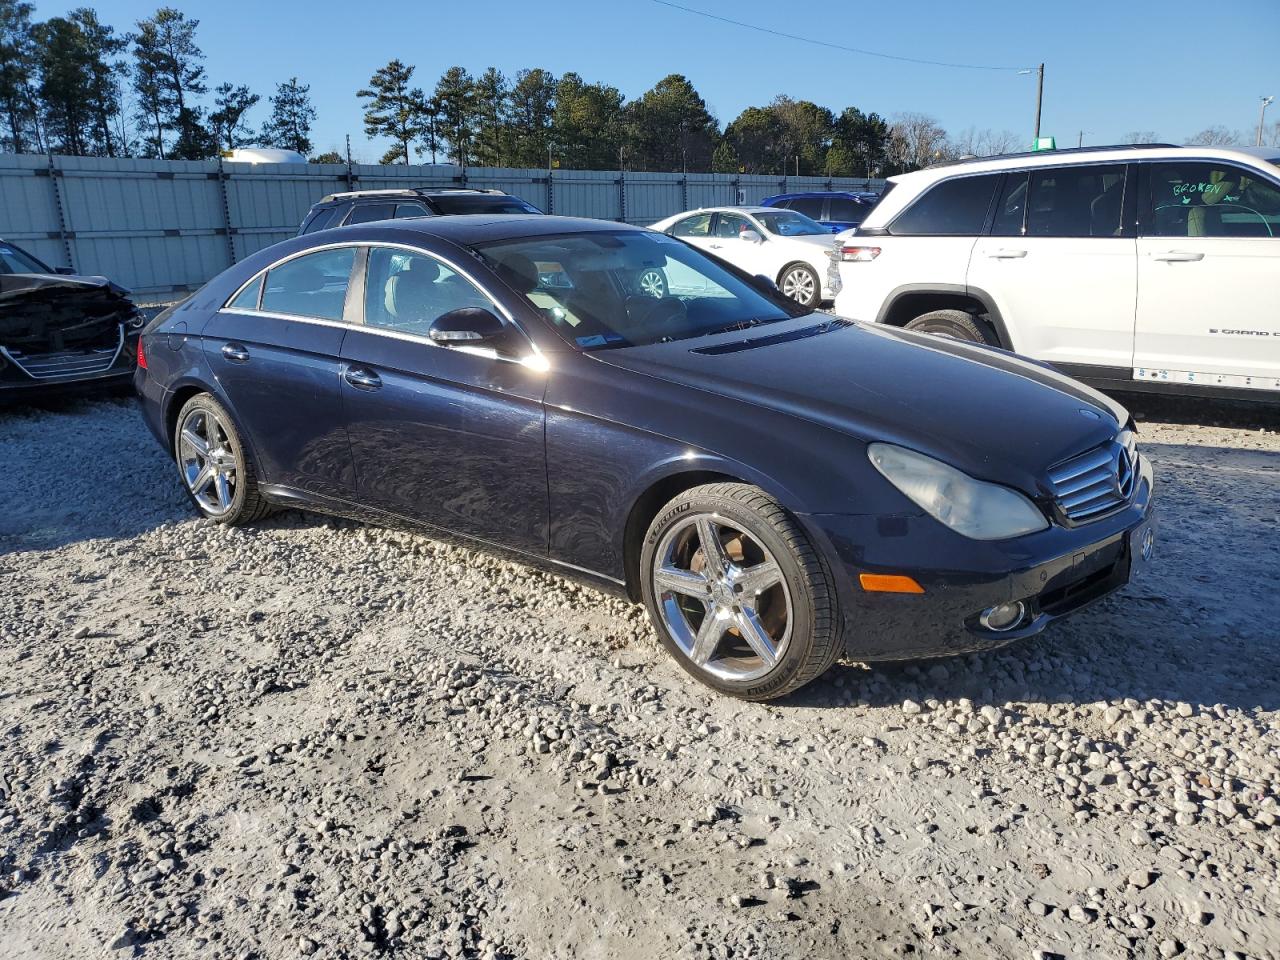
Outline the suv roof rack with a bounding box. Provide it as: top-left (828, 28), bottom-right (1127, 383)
top-left (319, 186), bottom-right (506, 203)
top-left (928, 143), bottom-right (1182, 169)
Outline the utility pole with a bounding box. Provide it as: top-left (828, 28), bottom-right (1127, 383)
top-left (1077, 130), bottom-right (1085, 148)
top-left (1258, 96), bottom-right (1275, 147)
top-left (1033, 63), bottom-right (1045, 141)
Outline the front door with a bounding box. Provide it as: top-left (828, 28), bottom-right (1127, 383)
top-left (340, 245), bottom-right (549, 555)
top-left (202, 246), bottom-right (358, 498)
top-left (967, 164), bottom-right (1137, 370)
top-left (1133, 159), bottom-right (1280, 392)
top-left (708, 212), bottom-right (771, 277)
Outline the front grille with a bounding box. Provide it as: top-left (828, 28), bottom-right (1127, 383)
top-left (1048, 432), bottom-right (1138, 523)
top-left (1, 324), bottom-right (124, 380)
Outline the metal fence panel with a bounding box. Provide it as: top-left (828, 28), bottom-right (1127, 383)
top-left (0, 153), bottom-right (884, 295)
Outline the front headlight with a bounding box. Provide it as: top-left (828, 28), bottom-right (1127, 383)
top-left (868, 443), bottom-right (1048, 540)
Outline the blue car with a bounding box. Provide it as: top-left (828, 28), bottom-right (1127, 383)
top-left (135, 215), bottom-right (1155, 700)
top-left (759, 191), bottom-right (881, 233)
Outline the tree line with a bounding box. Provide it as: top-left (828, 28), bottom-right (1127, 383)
top-left (4, 1), bottom-right (1275, 172)
top-left (1, 3), bottom-right (316, 159)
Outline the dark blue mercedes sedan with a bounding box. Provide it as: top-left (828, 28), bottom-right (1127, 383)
top-left (135, 215), bottom-right (1155, 700)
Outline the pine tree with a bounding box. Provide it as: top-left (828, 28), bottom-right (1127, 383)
top-left (209, 83), bottom-right (258, 151)
top-left (471, 67), bottom-right (508, 167)
top-left (0, 0), bottom-right (41, 153)
top-left (507, 68), bottom-right (555, 168)
top-left (358, 59), bottom-right (428, 166)
top-left (259, 78), bottom-right (314, 155)
top-left (35, 10), bottom-right (127, 156)
top-left (132, 7), bottom-right (213, 159)
top-left (433, 66), bottom-right (477, 166)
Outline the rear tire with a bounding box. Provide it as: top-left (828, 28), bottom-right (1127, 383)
top-left (640, 483), bottom-right (842, 701)
top-left (904, 309), bottom-right (999, 346)
top-left (173, 393), bottom-right (273, 525)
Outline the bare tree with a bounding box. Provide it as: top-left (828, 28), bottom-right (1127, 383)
top-left (888, 112), bottom-right (950, 171)
top-left (952, 127), bottom-right (1019, 157)
top-left (1121, 131), bottom-right (1160, 144)
top-left (1185, 125), bottom-right (1242, 146)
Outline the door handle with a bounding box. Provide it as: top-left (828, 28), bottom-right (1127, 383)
top-left (220, 342), bottom-right (250, 363)
top-left (986, 248), bottom-right (1027, 259)
top-left (343, 366), bottom-right (381, 391)
top-left (1150, 251), bottom-right (1205, 262)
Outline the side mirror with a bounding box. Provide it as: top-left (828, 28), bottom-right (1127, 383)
top-left (429, 307), bottom-right (506, 346)
top-left (740, 229), bottom-right (764, 244)
top-left (753, 274), bottom-right (778, 291)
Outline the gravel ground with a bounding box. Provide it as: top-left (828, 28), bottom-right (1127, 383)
top-left (1, 393), bottom-right (1278, 960)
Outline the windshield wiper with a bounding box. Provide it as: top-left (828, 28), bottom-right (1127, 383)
top-left (700, 315), bottom-right (792, 338)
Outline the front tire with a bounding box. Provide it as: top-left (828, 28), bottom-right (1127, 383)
top-left (640, 483), bottom-right (841, 700)
top-left (904, 309), bottom-right (999, 345)
top-left (778, 263), bottom-right (821, 308)
top-left (173, 393), bottom-right (272, 525)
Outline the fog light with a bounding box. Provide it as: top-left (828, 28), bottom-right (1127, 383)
top-left (979, 601), bottom-right (1026, 632)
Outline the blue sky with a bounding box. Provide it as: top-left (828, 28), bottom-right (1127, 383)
top-left (38, 0), bottom-right (1280, 161)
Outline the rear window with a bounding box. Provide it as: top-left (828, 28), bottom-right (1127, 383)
top-left (429, 195), bottom-right (541, 215)
top-left (889, 174), bottom-right (1000, 236)
top-left (300, 207), bottom-right (340, 235)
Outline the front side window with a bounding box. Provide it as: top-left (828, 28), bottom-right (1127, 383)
top-left (345, 202), bottom-right (397, 225)
top-left (428, 195), bottom-right (541, 215)
top-left (1024, 164), bottom-right (1126, 238)
top-left (889, 174), bottom-right (1000, 236)
top-left (754, 210), bottom-right (828, 236)
top-left (715, 213), bottom-right (754, 238)
top-left (670, 213), bottom-right (711, 237)
top-left (787, 197), bottom-right (825, 219)
top-left (0, 242), bottom-right (50, 274)
top-left (260, 247), bottom-right (355, 321)
top-left (475, 230), bottom-right (809, 350)
top-left (364, 247), bottom-right (495, 337)
top-left (1146, 162), bottom-right (1280, 238)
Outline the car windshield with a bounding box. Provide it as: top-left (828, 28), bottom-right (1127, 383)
top-left (474, 229), bottom-right (808, 350)
top-left (0, 241), bottom-right (50, 274)
top-left (431, 195), bottom-right (541, 215)
top-left (754, 210), bottom-right (828, 236)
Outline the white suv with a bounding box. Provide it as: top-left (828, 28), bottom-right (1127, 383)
top-left (831, 144), bottom-right (1280, 400)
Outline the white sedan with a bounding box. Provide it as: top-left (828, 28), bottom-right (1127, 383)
top-left (648, 207), bottom-right (845, 308)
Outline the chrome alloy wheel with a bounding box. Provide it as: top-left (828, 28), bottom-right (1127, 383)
top-left (177, 408), bottom-right (238, 516)
top-left (637, 268), bottom-right (667, 299)
top-left (780, 268), bottom-right (815, 303)
top-left (652, 514), bottom-right (792, 682)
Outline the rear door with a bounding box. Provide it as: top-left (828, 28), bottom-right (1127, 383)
top-left (1133, 159), bottom-right (1280, 391)
top-left (967, 163), bottom-right (1136, 368)
top-left (667, 212), bottom-right (715, 255)
top-left (203, 246), bottom-right (358, 498)
top-left (339, 244), bottom-right (549, 555)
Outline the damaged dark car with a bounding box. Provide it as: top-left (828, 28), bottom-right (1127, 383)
top-left (1, 239), bottom-right (143, 400)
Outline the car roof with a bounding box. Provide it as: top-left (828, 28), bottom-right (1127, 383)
top-left (890, 143), bottom-right (1280, 187)
top-left (317, 187), bottom-right (511, 204)
top-left (764, 191), bottom-right (872, 200)
top-left (322, 214), bottom-right (633, 245)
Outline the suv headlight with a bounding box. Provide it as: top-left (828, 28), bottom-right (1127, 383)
top-left (868, 443), bottom-right (1048, 540)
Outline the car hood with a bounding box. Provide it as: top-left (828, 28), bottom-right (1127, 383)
top-left (0, 273), bottom-right (137, 351)
top-left (596, 319), bottom-right (1128, 495)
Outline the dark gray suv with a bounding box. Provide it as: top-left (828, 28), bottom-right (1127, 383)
top-left (297, 187), bottom-right (543, 235)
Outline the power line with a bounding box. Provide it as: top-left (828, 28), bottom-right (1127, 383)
top-left (647, 0), bottom-right (1030, 72)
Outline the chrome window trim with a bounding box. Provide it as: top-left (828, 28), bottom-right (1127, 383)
top-left (219, 240), bottom-right (543, 366)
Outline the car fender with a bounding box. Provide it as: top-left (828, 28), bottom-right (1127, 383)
top-left (875, 282), bottom-right (1016, 351)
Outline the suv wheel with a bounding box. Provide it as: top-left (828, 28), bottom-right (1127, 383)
top-left (904, 309), bottom-right (999, 346)
top-left (640, 483), bottom-right (841, 701)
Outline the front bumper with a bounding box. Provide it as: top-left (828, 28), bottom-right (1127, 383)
top-left (805, 456), bottom-right (1155, 661)
top-left (0, 329), bottom-right (139, 402)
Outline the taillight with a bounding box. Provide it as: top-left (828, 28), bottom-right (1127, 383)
top-left (840, 245), bottom-right (881, 262)
top-left (136, 337), bottom-right (147, 370)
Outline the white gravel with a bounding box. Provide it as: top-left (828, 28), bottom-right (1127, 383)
top-left (1, 394), bottom-right (1278, 960)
